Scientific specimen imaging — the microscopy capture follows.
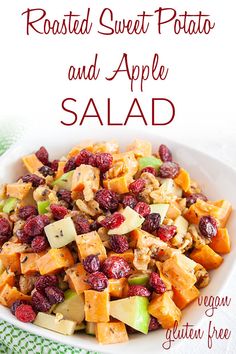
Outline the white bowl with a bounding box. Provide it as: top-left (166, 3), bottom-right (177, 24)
top-left (0, 126), bottom-right (235, 354)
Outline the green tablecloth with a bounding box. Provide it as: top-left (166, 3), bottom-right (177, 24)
top-left (0, 320), bottom-right (97, 354)
top-left (0, 125), bottom-right (98, 354)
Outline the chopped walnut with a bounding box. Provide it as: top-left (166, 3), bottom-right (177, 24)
top-left (33, 185), bottom-right (51, 202)
top-left (188, 224), bottom-right (209, 249)
top-left (19, 274), bottom-right (39, 294)
top-left (194, 264), bottom-right (210, 288)
top-left (139, 172), bottom-right (160, 204)
top-left (133, 248), bottom-right (150, 271)
top-left (76, 199), bottom-right (101, 217)
top-left (93, 140), bottom-right (119, 154)
top-left (150, 182), bottom-right (178, 204)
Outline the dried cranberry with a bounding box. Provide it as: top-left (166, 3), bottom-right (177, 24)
top-left (149, 272), bottom-right (166, 294)
top-left (44, 286), bottom-right (64, 305)
top-left (126, 326), bottom-right (140, 334)
top-left (95, 189), bottom-right (119, 211)
top-left (122, 195), bottom-right (138, 209)
top-left (22, 174), bottom-right (45, 187)
top-left (134, 202), bottom-right (151, 217)
top-left (90, 220), bottom-right (101, 231)
top-left (186, 193), bottom-right (208, 208)
top-left (75, 149), bottom-right (95, 167)
top-left (159, 144), bottom-right (172, 162)
top-left (16, 229), bottom-right (32, 244)
top-left (141, 167), bottom-right (157, 176)
top-left (57, 189), bottom-right (72, 205)
top-left (0, 234), bottom-right (10, 245)
top-left (10, 300), bottom-right (29, 315)
top-left (64, 157), bottom-right (76, 173)
top-left (83, 254), bottom-right (100, 273)
top-left (0, 218), bottom-right (11, 236)
top-left (38, 165), bottom-right (55, 177)
top-left (128, 285), bottom-right (151, 297)
top-left (35, 275), bottom-right (58, 292)
top-left (32, 291), bottom-right (51, 312)
top-left (15, 304), bottom-right (36, 323)
top-left (155, 225), bottom-right (177, 242)
top-left (100, 213), bottom-right (125, 230)
top-left (31, 235), bottom-right (49, 253)
top-left (159, 162), bottom-right (180, 179)
top-left (50, 159), bottom-right (59, 171)
top-left (36, 146), bottom-right (49, 165)
top-left (73, 215), bottom-right (90, 235)
top-left (142, 213), bottom-right (161, 233)
top-left (148, 316), bottom-right (160, 331)
top-left (0, 218), bottom-right (11, 245)
top-left (129, 179), bottom-right (145, 194)
top-left (110, 235), bottom-right (129, 254)
top-left (18, 206), bottom-right (38, 220)
top-left (24, 215), bottom-right (49, 236)
top-left (95, 153), bottom-right (113, 172)
top-left (50, 204), bottom-right (68, 220)
top-left (102, 256), bottom-right (131, 279)
top-left (87, 271), bottom-right (108, 291)
top-left (199, 216), bottom-right (218, 238)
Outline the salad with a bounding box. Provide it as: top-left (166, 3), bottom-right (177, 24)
top-left (0, 139), bottom-right (232, 345)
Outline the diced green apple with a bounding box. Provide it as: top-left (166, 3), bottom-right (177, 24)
top-left (150, 204), bottom-right (169, 223)
top-left (174, 215), bottom-right (189, 236)
top-left (3, 197), bottom-right (17, 213)
top-left (86, 322), bottom-right (96, 336)
top-left (0, 200), bottom-right (4, 212)
top-left (52, 170), bottom-right (74, 190)
top-left (44, 217), bottom-right (77, 248)
top-left (53, 289), bottom-right (85, 323)
top-left (159, 178), bottom-right (182, 197)
top-left (128, 273), bottom-right (149, 286)
top-left (109, 296), bottom-right (150, 334)
top-left (37, 200), bottom-right (50, 214)
top-left (138, 156), bottom-right (162, 171)
top-left (108, 207), bottom-right (144, 235)
top-left (34, 312), bottom-right (76, 335)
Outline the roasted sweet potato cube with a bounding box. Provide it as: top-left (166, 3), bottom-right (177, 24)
top-left (0, 253), bottom-right (20, 274)
top-left (55, 161), bottom-right (66, 179)
top-left (173, 286), bottom-right (199, 310)
top-left (84, 290), bottom-right (110, 322)
top-left (67, 142), bottom-right (94, 158)
top-left (6, 183), bottom-right (31, 200)
top-left (103, 174), bottom-right (133, 194)
top-left (190, 245), bottom-right (223, 270)
top-left (65, 263), bottom-right (90, 294)
top-left (0, 284), bottom-right (31, 307)
top-left (210, 228), bottom-right (231, 254)
top-left (22, 154), bottom-right (43, 173)
top-left (212, 200), bottom-right (232, 227)
top-left (96, 322), bottom-right (128, 344)
top-left (162, 254), bottom-right (197, 291)
top-left (71, 165), bottom-right (100, 194)
top-left (37, 247), bottom-right (74, 275)
top-left (126, 139), bottom-right (152, 158)
top-left (148, 292), bottom-right (181, 329)
top-left (108, 249), bottom-right (134, 266)
top-left (20, 253), bottom-right (41, 274)
top-left (75, 231), bottom-right (107, 262)
top-left (108, 278), bottom-right (128, 298)
top-left (174, 168), bottom-right (191, 192)
top-left (0, 270), bottom-right (15, 291)
top-left (184, 199), bottom-right (231, 227)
